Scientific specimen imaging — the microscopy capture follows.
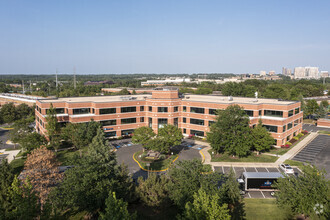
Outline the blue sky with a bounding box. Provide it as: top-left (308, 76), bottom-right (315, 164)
top-left (0, 0), bottom-right (329, 74)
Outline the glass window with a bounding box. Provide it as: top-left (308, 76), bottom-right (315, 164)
top-left (209, 108), bottom-right (217, 115)
top-left (158, 118), bottom-right (168, 129)
top-left (283, 125), bottom-right (286, 132)
top-left (244, 110), bottom-right (254, 117)
top-left (148, 117), bottom-right (152, 128)
top-left (288, 110), bottom-right (294, 117)
top-left (263, 125), bottom-right (278, 133)
top-left (259, 110), bottom-right (262, 116)
top-left (190, 129), bottom-right (204, 136)
top-left (295, 108), bottom-right (299, 114)
top-left (46, 108), bottom-right (65, 114)
top-left (149, 106), bottom-right (152, 112)
top-left (183, 106), bottom-right (187, 112)
top-left (158, 107), bottom-right (168, 113)
top-left (209, 121), bottom-right (215, 127)
top-left (287, 122), bottom-right (293, 130)
top-left (174, 118), bottom-right (178, 127)
top-left (100, 108), bottom-right (116, 115)
top-left (140, 106), bottom-right (144, 111)
top-left (190, 118), bottom-right (204, 126)
top-left (104, 131), bottom-right (116, 137)
top-left (100, 120), bottom-right (116, 126)
top-left (183, 117), bottom-right (186, 123)
top-left (183, 128), bottom-right (186, 134)
top-left (140, 117), bottom-right (145, 122)
top-left (264, 110), bottom-right (283, 117)
top-left (190, 107), bottom-right (205, 114)
top-left (121, 129), bottom-right (134, 136)
top-left (121, 118), bottom-right (136, 124)
top-left (73, 108), bottom-right (90, 115)
top-left (174, 106), bottom-right (179, 112)
top-left (121, 106), bottom-right (136, 113)
top-left (294, 119), bottom-right (299, 126)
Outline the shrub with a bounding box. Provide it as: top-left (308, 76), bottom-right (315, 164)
top-left (159, 154), bottom-right (166, 160)
top-left (289, 139), bottom-right (296, 144)
top-left (297, 133), bottom-right (304, 138)
top-left (141, 152), bottom-right (148, 159)
top-left (281, 144), bottom-right (291, 148)
top-left (293, 136), bottom-right (299, 140)
top-left (302, 130), bottom-right (308, 135)
top-left (285, 142), bottom-right (292, 146)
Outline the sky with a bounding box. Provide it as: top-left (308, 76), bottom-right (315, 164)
top-left (0, 0), bottom-right (330, 74)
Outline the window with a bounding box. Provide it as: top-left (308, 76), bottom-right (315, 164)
top-left (121, 129), bottom-right (134, 136)
top-left (73, 108), bottom-right (90, 115)
top-left (148, 117), bottom-right (152, 128)
top-left (158, 118), bottom-right (168, 128)
top-left (121, 118), bottom-right (136, 124)
top-left (100, 120), bottom-right (116, 126)
top-left (183, 117), bottom-right (186, 123)
top-left (294, 119), bottom-right (299, 126)
top-left (174, 118), bottom-right (178, 127)
top-left (121, 106), bottom-right (136, 113)
top-left (190, 107), bottom-right (204, 114)
top-left (140, 117), bottom-right (145, 122)
top-left (190, 129), bottom-right (204, 137)
top-left (149, 106), bottom-right (152, 112)
top-left (263, 125), bottom-right (278, 133)
top-left (264, 110), bottom-right (283, 117)
top-left (283, 125), bottom-right (286, 132)
top-left (209, 121), bottom-right (215, 127)
top-left (100, 108), bottom-right (116, 115)
top-left (183, 128), bottom-right (186, 134)
top-left (287, 122), bottom-right (293, 130)
top-left (259, 110), bottom-right (262, 116)
top-left (190, 118), bottom-right (204, 126)
top-left (209, 109), bottom-right (217, 115)
top-left (288, 110), bottom-right (294, 117)
top-left (104, 131), bottom-right (116, 137)
top-left (295, 108), bottom-right (300, 114)
top-left (46, 108), bottom-right (65, 114)
top-left (183, 106), bottom-right (187, 112)
top-left (244, 110), bottom-right (254, 117)
top-left (158, 107), bottom-right (168, 113)
top-left (174, 106), bottom-right (178, 112)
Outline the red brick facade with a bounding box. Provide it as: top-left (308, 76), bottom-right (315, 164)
top-left (35, 89), bottom-right (303, 146)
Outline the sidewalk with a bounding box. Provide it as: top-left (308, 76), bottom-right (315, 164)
top-left (0, 149), bottom-right (21, 163)
top-left (199, 132), bottom-right (319, 168)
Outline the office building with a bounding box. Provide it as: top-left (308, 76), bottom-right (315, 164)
top-left (35, 88), bottom-right (303, 146)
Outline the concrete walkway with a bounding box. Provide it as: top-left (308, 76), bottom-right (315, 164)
top-left (0, 149), bottom-right (21, 163)
top-left (198, 132), bottom-right (319, 168)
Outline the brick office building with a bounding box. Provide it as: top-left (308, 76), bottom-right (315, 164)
top-left (35, 88), bottom-right (303, 146)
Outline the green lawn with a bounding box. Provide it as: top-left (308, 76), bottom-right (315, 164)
top-left (209, 150), bottom-right (278, 163)
top-left (134, 151), bottom-right (178, 171)
top-left (244, 198), bottom-right (292, 220)
top-left (284, 159), bottom-right (306, 169)
top-left (268, 147), bottom-right (290, 155)
top-left (318, 130), bottom-right (330, 135)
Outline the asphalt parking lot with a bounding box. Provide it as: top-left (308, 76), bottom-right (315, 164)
top-left (214, 165), bottom-right (301, 199)
top-left (303, 124), bottom-right (330, 132)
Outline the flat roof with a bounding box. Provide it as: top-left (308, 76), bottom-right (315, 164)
top-left (38, 94), bottom-right (152, 103)
top-left (185, 95), bottom-right (297, 105)
top-left (243, 172), bottom-right (284, 179)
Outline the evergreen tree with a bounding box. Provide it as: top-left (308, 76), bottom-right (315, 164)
top-left (0, 160), bottom-right (15, 217)
top-left (45, 103), bottom-right (61, 147)
top-left (251, 120), bottom-right (275, 155)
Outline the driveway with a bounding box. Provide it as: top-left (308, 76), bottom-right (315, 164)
top-left (0, 129), bottom-right (15, 150)
top-left (303, 124), bottom-right (330, 132)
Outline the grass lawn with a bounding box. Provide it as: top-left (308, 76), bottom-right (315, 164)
top-left (318, 130), bottom-right (330, 135)
top-left (134, 151), bottom-right (178, 171)
top-left (284, 159), bottom-right (306, 169)
top-left (267, 147), bottom-right (290, 155)
top-left (209, 150), bottom-right (278, 163)
top-left (244, 198), bottom-right (292, 220)
top-left (303, 119), bottom-right (315, 124)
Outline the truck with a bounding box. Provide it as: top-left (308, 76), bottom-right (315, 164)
top-left (237, 172), bottom-right (284, 192)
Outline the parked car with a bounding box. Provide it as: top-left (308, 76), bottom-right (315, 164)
top-left (279, 163), bottom-right (294, 175)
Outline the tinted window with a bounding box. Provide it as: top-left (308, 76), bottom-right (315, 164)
top-left (100, 108), bottom-right (116, 115)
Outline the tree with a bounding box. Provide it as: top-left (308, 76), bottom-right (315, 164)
top-left (251, 120), bottom-right (275, 155)
top-left (45, 103), bottom-right (61, 146)
top-left (320, 100), bottom-right (329, 109)
top-left (262, 84), bottom-right (290, 100)
top-left (16, 103), bottom-right (33, 120)
top-left (0, 160), bottom-right (15, 217)
top-left (318, 101), bottom-right (328, 118)
top-left (20, 132), bottom-right (47, 152)
top-left (137, 173), bottom-right (170, 207)
top-left (275, 165), bottom-right (330, 219)
top-left (23, 145), bottom-right (63, 205)
top-left (144, 137), bottom-right (169, 153)
top-left (99, 191), bottom-right (136, 220)
top-left (179, 188), bottom-right (230, 220)
top-left (51, 128), bottom-right (135, 213)
top-left (9, 118), bottom-right (33, 148)
top-left (132, 126), bottom-right (156, 147)
top-left (157, 124), bottom-right (183, 152)
top-left (305, 99), bottom-right (319, 116)
top-left (207, 105), bottom-right (252, 157)
top-left (0, 103), bottom-right (17, 123)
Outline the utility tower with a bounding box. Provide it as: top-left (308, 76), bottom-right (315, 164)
top-left (73, 67), bottom-right (76, 89)
top-left (56, 69), bottom-right (58, 89)
top-left (22, 80), bottom-right (25, 94)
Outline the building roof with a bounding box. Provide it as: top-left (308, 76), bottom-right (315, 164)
top-left (184, 95), bottom-right (297, 105)
top-left (243, 172), bottom-right (284, 179)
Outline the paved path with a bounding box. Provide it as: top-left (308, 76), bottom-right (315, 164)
top-left (0, 149), bottom-right (20, 163)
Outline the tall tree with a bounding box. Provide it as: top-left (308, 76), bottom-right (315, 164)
top-left (179, 188), bottom-right (230, 220)
top-left (0, 160), bottom-right (15, 217)
top-left (137, 173), bottom-right (170, 207)
top-left (305, 99), bottom-right (319, 116)
top-left (275, 165), bottom-right (330, 219)
top-left (157, 124), bottom-right (183, 151)
top-left (132, 126), bottom-right (156, 147)
top-left (45, 103), bottom-right (61, 147)
top-left (23, 145), bottom-right (63, 205)
top-left (16, 103), bottom-right (33, 120)
top-left (207, 105), bottom-right (252, 157)
top-left (99, 192), bottom-right (136, 220)
top-left (251, 120), bottom-right (275, 155)
top-left (0, 103), bottom-right (17, 123)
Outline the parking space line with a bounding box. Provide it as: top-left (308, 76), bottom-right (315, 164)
top-left (222, 166), bottom-right (224, 174)
top-left (265, 167), bottom-right (269, 172)
top-left (248, 192), bottom-right (251, 198)
top-left (276, 168), bottom-right (280, 172)
top-left (260, 191), bottom-right (266, 199)
top-left (243, 167), bottom-right (246, 172)
top-left (254, 167), bottom-right (258, 172)
top-left (232, 167), bottom-right (236, 174)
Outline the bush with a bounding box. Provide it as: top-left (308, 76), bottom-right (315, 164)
top-left (159, 154), bottom-right (166, 160)
top-left (285, 142), bottom-right (292, 146)
top-left (289, 139), bottom-right (296, 144)
top-left (302, 130), bottom-right (308, 135)
top-left (141, 152), bottom-right (148, 159)
top-left (293, 136), bottom-right (299, 140)
top-left (297, 133), bottom-right (304, 138)
top-left (281, 144), bottom-right (291, 148)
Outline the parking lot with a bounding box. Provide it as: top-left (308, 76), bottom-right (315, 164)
top-left (214, 165), bottom-right (301, 199)
top-left (303, 124), bottom-right (330, 132)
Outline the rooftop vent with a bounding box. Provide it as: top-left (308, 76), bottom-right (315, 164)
top-left (186, 96), bottom-right (190, 99)
top-left (228, 96), bottom-right (233, 101)
top-left (120, 96), bottom-right (135, 101)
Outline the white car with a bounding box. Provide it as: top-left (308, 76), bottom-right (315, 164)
top-left (279, 164), bottom-right (294, 175)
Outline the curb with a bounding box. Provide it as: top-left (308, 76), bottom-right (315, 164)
top-left (132, 152), bottom-right (179, 172)
top-left (199, 149), bottom-right (205, 163)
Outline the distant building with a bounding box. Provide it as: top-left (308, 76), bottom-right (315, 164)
top-left (268, 71), bottom-right (276, 76)
top-left (282, 67), bottom-right (292, 76)
top-left (6, 83), bottom-right (22, 88)
top-left (141, 78), bottom-right (191, 86)
top-left (294, 66), bottom-right (319, 79)
top-left (305, 67), bottom-right (319, 78)
top-left (84, 80), bottom-right (114, 86)
top-left (320, 71), bottom-right (329, 78)
top-left (101, 88), bottom-right (154, 94)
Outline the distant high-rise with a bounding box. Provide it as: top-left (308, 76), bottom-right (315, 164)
top-left (305, 67), bottom-right (319, 78)
top-left (320, 71), bottom-right (329, 78)
top-left (282, 67), bottom-right (292, 76)
top-left (294, 66), bottom-right (319, 79)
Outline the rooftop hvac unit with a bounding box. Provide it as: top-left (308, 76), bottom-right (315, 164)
top-left (228, 96), bottom-right (233, 101)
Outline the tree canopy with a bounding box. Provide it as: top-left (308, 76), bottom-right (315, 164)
top-left (251, 120), bottom-right (275, 154)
